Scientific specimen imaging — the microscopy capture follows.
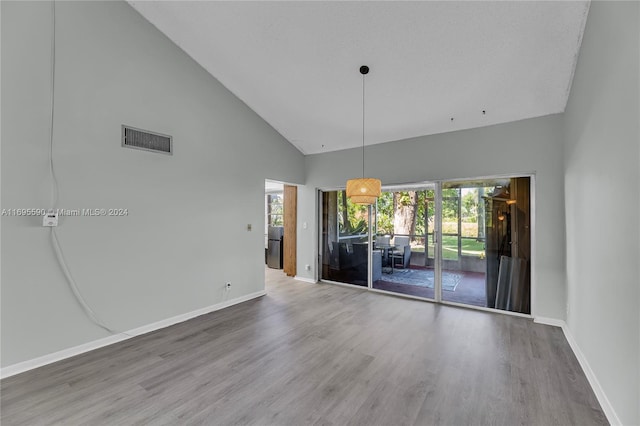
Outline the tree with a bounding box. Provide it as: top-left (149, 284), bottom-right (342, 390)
top-left (376, 192), bottom-right (394, 234)
top-left (337, 190), bottom-right (369, 236)
top-left (340, 190), bottom-right (351, 234)
top-left (441, 188), bottom-right (459, 221)
top-left (477, 187), bottom-right (486, 239)
top-left (393, 191), bottom-right (417, 236)
top-left (462, 190), bottom-right (478, 222)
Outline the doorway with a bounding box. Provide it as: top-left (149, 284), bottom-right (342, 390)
top-left (265, 181), bottom-right (297, 277)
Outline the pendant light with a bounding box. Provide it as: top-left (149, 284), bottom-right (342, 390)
top-left (346, 65), bottom-right (381, 205)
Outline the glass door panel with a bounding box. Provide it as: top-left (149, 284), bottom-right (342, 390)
top-left (372, 183), bottom-right (436, 299)
top-left (440, 182), bottom-right (485, 306)
top-left (320, 190), bottom-right (370, 287)
top-left (440, 178), bottom-right (531, 314)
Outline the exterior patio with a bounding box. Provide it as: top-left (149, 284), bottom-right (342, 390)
top-left (373, 266), bottom-right (487, 307)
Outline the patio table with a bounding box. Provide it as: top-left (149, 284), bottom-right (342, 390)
top-left (374, 244), bottom-right (396, 274)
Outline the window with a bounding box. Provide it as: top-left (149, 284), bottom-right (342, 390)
top-left (267, 194), bottom-right (283, 226)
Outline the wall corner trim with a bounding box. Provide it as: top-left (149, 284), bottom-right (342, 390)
top-left (0, 290), bottom-right (266, 379)
top-left (535, 317), bottom-right (622, 426)
top-left (294, 276), bottom-right (317, 284)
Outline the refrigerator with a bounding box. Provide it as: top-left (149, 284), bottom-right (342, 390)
top-left (267, 226), bottom-right (284, 269)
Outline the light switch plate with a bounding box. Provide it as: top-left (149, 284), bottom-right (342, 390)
top-left (43, 210), bottom-right (58, 227)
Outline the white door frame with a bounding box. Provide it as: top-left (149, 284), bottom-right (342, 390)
top-left (316, 172), bottom-right (535, 319)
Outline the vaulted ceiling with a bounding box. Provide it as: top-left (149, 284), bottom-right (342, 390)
top-left (129, 1), bottom-right (590, 155)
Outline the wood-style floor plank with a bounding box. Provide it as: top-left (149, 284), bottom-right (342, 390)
top-left (1, 268), bottom-right (607, 425)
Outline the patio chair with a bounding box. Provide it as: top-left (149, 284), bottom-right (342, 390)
top-left (329, 241), bottom-right (339, 270)
top-left (375, 235), bottom-right (391, 247)
top-left (332, 241), bottom-right (352, 271)
top-left (391, 236), bottom-right (412, 269)
top-left (352, 243), bottom-right (382, 282)
top-left (375, 235), bottom-right (392, 268)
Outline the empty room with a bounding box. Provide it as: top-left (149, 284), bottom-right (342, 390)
top-left (1, 1), bottom-right (638, 425)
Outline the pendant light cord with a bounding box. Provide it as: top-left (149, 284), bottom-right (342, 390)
top-left (362, 72), bottom-right (366, 178)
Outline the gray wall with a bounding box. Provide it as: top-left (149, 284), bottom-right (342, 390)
top-left (563, 2), bottom-right (639, 424)
top-left (1, 1), bottom-right (304, 367)
top-left (301, 115), bottom-right (567, 321)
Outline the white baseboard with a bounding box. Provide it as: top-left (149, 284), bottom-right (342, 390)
top-left (294, 275), bottom-right (317, 284)
top-left (0, 290), bottom-right (266, 379)
top-left (533, 316), bottom-right (566, 328)
top-left (560, 322), bottom-right (622, 426)
top-left (534, 316), bottom-right (621, 426)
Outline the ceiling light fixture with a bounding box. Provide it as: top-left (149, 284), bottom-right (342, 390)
top-left (346, 65), bottom-right (381, 205)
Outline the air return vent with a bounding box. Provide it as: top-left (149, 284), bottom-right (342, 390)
top-left (122, 125), bottom-right (172, 155)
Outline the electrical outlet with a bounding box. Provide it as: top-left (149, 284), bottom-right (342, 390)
top-left (225, 282), bottom-right (231, 290)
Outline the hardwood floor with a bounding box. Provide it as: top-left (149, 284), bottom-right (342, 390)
top-left (1, 268), bottom-right (607, 425)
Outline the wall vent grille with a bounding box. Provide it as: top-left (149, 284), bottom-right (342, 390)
top-left (122, 125), bottom-right (172, 155)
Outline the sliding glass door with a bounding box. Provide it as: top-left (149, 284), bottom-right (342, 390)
top-left (319, 176), bottom-right (531, 315)
top-left (439, 181), bottom-right (491, 307)
top-left (440, 177), bottom-right (531, 314)
top-left (371, 184), bottom-right (437, 299)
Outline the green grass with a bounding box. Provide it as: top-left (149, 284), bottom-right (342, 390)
top-left (412, 235), bottom-right (485, 260)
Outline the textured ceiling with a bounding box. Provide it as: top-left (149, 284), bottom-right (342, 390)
top-left (129, 1), bottom-right (590, 155)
